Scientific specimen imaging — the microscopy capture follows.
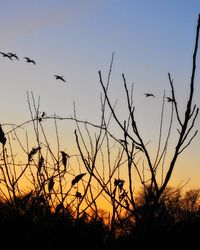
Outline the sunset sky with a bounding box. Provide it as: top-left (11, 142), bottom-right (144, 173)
top-left (0, 0), bottom-right (200, 191)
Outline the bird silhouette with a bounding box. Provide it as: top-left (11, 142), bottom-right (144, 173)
top-left (54, 75), bottom-right (66, 82)
top-left (8, 53), bottom-right (19, 60)
top-left (144, 93), bottom-right (155, 97)
top-left (0, 52), bottom-right (13, 60)
top-left (166, 96), bottom-right (174, 102)
top-left (24, 57), bottom-right (36, 65)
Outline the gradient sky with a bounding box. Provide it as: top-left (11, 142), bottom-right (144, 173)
top-left (0, 0), bottom-right (200, 191)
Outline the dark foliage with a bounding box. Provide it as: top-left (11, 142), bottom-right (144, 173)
top-left (0, 12), bottom-right (199, 250)
top-left (0, 189), bottom-right (200, 249)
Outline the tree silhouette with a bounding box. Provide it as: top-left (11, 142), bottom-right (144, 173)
top-left (0, 13), bottom-right (199, 250)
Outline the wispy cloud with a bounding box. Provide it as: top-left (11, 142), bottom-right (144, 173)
top-left (0, 0), bottom-right (103, 45)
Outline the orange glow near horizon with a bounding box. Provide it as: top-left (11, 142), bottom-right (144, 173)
top-left (0, 1), bottom-right (200, 218)
top-left (1, 117), bottom-right (199, 215)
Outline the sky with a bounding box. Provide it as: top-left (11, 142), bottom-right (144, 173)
top-left (0, 0), bottom-right (200, 192)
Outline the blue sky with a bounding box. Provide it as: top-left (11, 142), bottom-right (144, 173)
top-left (0, 0), bottom-right (200, 189)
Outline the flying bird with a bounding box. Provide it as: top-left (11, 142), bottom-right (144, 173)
top-left (8, 53), bottom-right (19, 60)
top-left (0, 52), bottom-right (13, 60)
top-left (24, 57), bottom-right (36, 65)
top-left (54, 75), bottom-right (66, 83)
top-left (166, 96), bottom-right (174, 102)
top-left (144, 93), bottom-right (155, 97)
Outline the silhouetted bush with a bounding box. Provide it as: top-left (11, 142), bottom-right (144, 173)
top-left (0, 12), bottom-right (200, 250)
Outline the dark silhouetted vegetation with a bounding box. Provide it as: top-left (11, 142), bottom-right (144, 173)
top-left (0, 14), bottom-right (200, 250)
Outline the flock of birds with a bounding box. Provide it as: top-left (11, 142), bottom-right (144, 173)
top-left (0, 51), bottom-right (174, 102)
top-left (144, 92), bottom-right (174, 102)
top-left (0, 51), bottom-right (67, 83)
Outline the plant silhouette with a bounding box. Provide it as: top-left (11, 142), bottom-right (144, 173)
top-left (0, 124), bottom-right (6, 145)
top-left (0, 13), bottom-right (199, 250)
